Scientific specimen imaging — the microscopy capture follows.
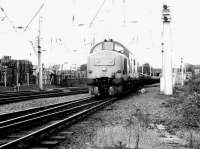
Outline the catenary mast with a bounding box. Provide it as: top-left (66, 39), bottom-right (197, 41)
top-left (38, 16), bottom-right (43, 90)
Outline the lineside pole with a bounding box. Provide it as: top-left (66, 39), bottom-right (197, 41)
top-left (162, 4), bottom-right (173, 95)
top-left (4, 71), bottom-right (6, 87)
top-left (150, 64), bottom-right (151, 76)
top-left (38, 16), bottom-right (43, 90)
top-left (16, 60), bottom-right (19, 87)
top-left (27, 73), bottom-right (29, 86)
top-left (142, 64), bottom-right (143, 74)
top-left (181, 57), bottom-right (184, 86)
top-left (160, 48), bottom-right (164, 92)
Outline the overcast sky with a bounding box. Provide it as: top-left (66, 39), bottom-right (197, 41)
top-left (0, 0), bottom-right (199, 68)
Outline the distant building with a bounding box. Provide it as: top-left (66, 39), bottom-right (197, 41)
top-left (0, 56), bottom-right (34, 86)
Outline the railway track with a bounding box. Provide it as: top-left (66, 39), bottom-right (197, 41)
top-left (0, 88), bottom-right (89, 105)
top-left (0, 96), bottom-right (116, 149)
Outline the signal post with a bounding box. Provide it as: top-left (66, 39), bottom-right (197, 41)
top-left (162, 4), bottom-right (173, 95)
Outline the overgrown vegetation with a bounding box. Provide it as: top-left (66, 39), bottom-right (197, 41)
top-left (124, 108), bottom-right (150, 149)
top-left (178, 75), bottom-right (200, 128)
top-left (164, 74), bottom-right (200, 128)
top-left (184, 74), bottom-right (200, 94)
top-left (165, 75), bottom-right (200, 148)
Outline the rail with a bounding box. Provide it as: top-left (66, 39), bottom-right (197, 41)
top-left (0, 96), bottom-right (116, 149)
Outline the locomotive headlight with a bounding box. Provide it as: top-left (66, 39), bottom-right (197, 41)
top-left (102, 67), bottom-right (107, 71)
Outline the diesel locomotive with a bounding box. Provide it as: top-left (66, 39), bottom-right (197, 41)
top-left (87, 39), bottom-right (138, 96)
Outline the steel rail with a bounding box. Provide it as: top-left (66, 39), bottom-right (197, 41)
top-left (0, 89), bottom-right (88, 105)
top-left (0, 96), bottom-right (92, 122)
top-left (0, 97), bottom-right (116, 149)
top-left (0, 96), bottom-right (92, 124)
top-left (0, 100), bottom-right (100, 132)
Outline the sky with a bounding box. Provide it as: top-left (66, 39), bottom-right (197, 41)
top-left (0, 0), bottom-right (199, 69)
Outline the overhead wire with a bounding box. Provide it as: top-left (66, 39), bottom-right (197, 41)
top-left (89, 0), bottom-right (106, 28)
top-left (23, 3), bottom-right (44, 32)
top-left (0, 4), bottom-right (16, 32)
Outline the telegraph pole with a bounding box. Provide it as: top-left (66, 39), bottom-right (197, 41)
top-left (162, 4), bottom-right (173, 95)
top-left (38, 16), bottom-right (43, 90)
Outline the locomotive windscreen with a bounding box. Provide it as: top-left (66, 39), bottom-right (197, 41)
top-left (94, 53), bottom-right (115, 66)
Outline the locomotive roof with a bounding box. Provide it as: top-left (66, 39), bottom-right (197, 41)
top-left (90, 40), bottom-right (132, 57)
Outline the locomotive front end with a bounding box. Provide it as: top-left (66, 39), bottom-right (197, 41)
top-left (87, 50), bottom-right (122, 96)
top-left (87, 39), bottom-right (132, 96)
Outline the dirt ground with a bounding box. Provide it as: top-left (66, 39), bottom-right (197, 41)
top-left (55, 86), bottom-right (193, 149)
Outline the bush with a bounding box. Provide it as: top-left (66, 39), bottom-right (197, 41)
top-left (185, 75), bottom-right (200, 94)
top-left (177, 75), bottom-right (200, 128)
top-left (179, 93), bottom-right (200, 128)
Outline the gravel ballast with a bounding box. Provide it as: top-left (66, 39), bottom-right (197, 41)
top-left (0, 93), bottom-right (89, 114)
top-left (55, 86), bottom-right (189, 149)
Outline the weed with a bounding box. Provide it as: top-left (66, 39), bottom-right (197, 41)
top-left (124, 108), bottom-right (150, 149)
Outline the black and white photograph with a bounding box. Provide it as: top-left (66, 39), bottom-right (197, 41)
top-left (0, 0), bottom-right (199, 148)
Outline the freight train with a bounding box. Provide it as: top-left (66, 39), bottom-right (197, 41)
top-left (87, 39), bottom-right (159, 96)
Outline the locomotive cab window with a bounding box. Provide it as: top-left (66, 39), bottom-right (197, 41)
top-left (115, 44), bottom-right (124, 53)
